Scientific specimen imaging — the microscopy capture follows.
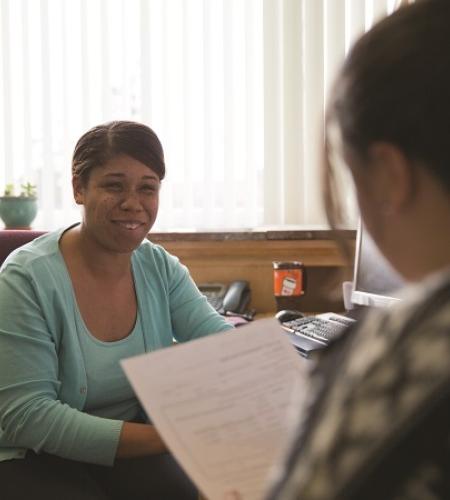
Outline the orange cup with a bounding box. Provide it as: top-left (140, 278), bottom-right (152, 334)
top-left (273, 261), bottom-right (306, 311)
top-left (273, 261), bottom-right (306, 296)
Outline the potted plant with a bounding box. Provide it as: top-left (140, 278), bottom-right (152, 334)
top-left (0, 182), bottom-right (38, 229)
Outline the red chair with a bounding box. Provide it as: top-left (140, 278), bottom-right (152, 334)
top-left (0, 230), bottom-right (47, 267)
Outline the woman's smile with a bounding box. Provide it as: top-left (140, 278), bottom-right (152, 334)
top-left (112, 220), bottom-right (147, 231)
top-left (73, 155), bottom-right (161, 253)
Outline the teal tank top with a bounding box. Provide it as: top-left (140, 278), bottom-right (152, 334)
top-left (78, 313), bottom-right (146, 421)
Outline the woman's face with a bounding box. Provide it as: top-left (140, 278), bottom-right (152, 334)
top-left (73, 154), bottom-right (160, 253)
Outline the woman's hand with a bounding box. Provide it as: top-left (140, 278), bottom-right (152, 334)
top-left (116, 422), bottom-right (167, 458)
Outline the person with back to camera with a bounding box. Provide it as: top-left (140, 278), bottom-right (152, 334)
top-left (225, 1), bottom-right (450, 499)
top-left (0, 120), bottom-right (233, 499)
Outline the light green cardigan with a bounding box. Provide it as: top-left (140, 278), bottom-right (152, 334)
top-left (0, 227), bottom-right (232, 465)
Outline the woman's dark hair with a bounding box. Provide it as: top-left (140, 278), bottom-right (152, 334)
top-left (324, 0), bottom-right (450, 228)
top-left (72, 121), bottom-right (165, 185)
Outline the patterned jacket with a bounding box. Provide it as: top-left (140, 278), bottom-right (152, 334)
top-left (267, 270), bottom-right (450, 500)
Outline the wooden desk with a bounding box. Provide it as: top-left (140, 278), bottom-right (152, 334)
top-left (149, 230), bottom-right (354, 314)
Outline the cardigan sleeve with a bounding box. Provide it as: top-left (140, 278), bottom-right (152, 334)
top-left (0, 263), bottom-right (123, 465)
top-left (163, 252), bottom-right (234, 342)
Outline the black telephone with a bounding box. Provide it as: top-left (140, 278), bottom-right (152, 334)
top-left (198, 280), bottom-right (251, 316)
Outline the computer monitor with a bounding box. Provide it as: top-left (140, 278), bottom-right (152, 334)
top-left (351, 220), bottom-right (404, 308)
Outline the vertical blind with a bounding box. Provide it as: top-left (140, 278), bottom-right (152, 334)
top-left (0, 0), bottom-right (410, 231)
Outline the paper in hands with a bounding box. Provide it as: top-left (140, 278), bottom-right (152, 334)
top-left (122, 318), bottom-right (309, 500)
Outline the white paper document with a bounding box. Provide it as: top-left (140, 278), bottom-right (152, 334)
top-left (122, 318), bottom-right (309, 500)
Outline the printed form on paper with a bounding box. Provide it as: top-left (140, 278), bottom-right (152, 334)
top-left (122, 318), bottom-right (310, 500)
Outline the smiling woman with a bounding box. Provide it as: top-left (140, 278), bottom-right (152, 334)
top-left (72, 155), bottom-right (161, 254)
top-left (0, 121), bottom-right (233, 499)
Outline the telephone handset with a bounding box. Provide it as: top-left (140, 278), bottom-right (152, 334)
top-left (198, 280), bottom-right (251, 316)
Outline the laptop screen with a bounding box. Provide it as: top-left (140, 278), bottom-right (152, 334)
top-left (351, 221), bottom-right (404, 308)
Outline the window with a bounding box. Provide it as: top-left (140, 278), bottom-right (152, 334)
top-left (0, 0), bottom-right (407, 231)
